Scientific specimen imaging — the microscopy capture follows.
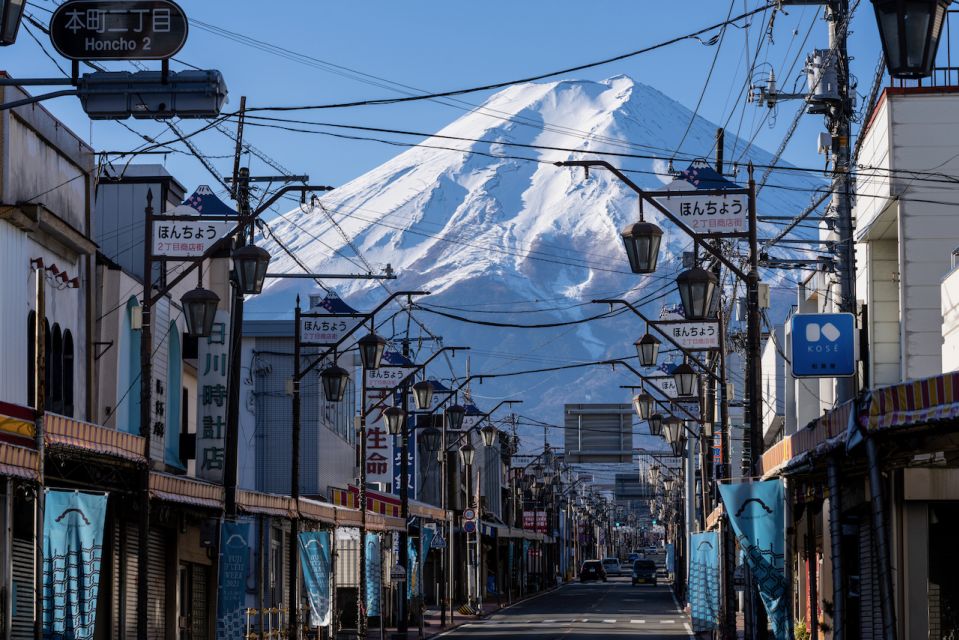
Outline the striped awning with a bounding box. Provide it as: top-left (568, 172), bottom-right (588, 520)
top-left (150, 472), bottom-right (224, 509)
top-left (862, 370), bottom-right (959, 432)
top-left (237, 490), bottom-right (295, 518)
top-left (0, 401), bottom-right (35, 448)
top-left (45, 413), bottom-right (145, 463)
top-left (330, 485), bottom-right (401, 518)
top-left (409, 499), bottom-right (447, 522)
top-left (0, 442), bottom-right (39, 480)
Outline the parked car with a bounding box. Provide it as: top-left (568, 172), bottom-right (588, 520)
top-left (645, 545), bottom-right (659, 554)
top-left (580, 560), bottom-right (607, 582)
top-left (601, 557), bottom-right (623, 577)
top-left (626, 552), bottom-right (641, 564)
top-left (632, 559), bottom-right (658, 586)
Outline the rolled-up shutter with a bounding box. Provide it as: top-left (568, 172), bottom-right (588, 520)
top-left (190, 564), bottom-right (209, 640)
top-left (10, 538), bottom-right (33, 639)
top-left (147, 528), bottom-right (167, 637)
top-left (122, 522), bottom-right (138, 638)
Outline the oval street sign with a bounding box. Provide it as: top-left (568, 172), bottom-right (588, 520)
top-left (49, 0), bottom-right (188, 61)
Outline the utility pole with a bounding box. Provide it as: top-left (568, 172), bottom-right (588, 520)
top-left (136, 190), bottom-right (154, 640)
top-left (398, 328), bottom-right (412, 633)
top-left (32, 267), bottom-right (45, 640)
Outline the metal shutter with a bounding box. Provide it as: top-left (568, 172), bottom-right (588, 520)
top-left (147, 528), bottom-right (167, 638)
top-left (10, 538), bottom-right (34, 640)
top-left (122, 521), bottom-right (139, 639)
top-left (190, 565), bottom-right (209, 640)
top-left (857, 519), bottom-right (883, 640)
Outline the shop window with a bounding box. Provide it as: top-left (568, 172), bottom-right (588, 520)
top-left (929, 504), bottom-right (959, 637)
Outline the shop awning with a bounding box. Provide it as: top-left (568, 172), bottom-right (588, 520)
top-left (45, 413), bottom-right (146, 463)
top-left (0, 401), bottom-right (36, 448)
top-left (0, 442), bottom-right (39, 480)
top-left (237, 490), bottom-right (295, 518)
top-left (409, 499), bottom-right (447, 521)
top-left (150, 472), bottom-right (224, 510)
top-left (330, 485), bottom-right (402, 518)
top-left (861, 370), bottom-right (959, 433)
top-left (760, 400), bottom-right (853, 477)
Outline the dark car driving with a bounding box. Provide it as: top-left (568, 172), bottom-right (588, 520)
top-left (632, 559), bottom-right (657, 586)
top-left (580, 560), bottom-right (607, 582)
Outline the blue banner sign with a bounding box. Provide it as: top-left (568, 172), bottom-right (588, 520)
top-left (217, 520), bottom-right (252, 640)
top-left (719, 480), bottom-right (790, 639)
top-left (392, 416), bottom-right (416, 499)
top-left (690, 532), bottom-right (721, 633)
top-left (299, 531), bottom-right (332, 627)
top-left (665, 543), bottom-right (675, 574)
top-left (791, 312), bottom-right (856, 378)
top-left (365, 532), bottom-right (382, 617)
top-left (42, 490), bottom-right (108, 640)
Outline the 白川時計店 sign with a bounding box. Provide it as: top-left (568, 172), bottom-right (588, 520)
top-left (49, 0), bottom-right (189, 60)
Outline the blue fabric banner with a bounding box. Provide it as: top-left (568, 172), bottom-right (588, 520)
top-left (689, 532), bottom-right (721, 633)
top-left (299, 531), bottom-right (332, 627)
top-left (42, 490), bottom-right (108, 640)
top-left (217, 520), bottom-right (252, 640)
top-left (365, 532), bottom-right (382, 617)
top-left (665, 543), bottom-right (675, 574)
top-left (406, 538), bottom-right (418, 600)
top-left (719, 480), bottom-right (789, 639)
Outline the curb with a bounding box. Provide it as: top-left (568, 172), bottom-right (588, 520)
top-left (424, 584), bottom-right (565, 639)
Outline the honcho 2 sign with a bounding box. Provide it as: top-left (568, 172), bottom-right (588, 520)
top-left (49, 0), bottom-right (188, 60)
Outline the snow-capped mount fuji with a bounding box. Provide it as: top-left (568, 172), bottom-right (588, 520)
top-left (249, 75), bottom-right (820, 446)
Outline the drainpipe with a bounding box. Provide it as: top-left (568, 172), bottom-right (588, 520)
top-left (866, 437), bottom-right (896, 640)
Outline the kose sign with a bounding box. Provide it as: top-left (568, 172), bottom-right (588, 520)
top-left (49, 0), bottom-right (188, 60)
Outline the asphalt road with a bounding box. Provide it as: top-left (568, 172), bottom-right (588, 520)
top-left (444, 577), bottom-right (694, 639)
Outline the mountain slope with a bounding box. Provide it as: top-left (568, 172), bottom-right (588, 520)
top-left (249, 75), bottom-right (821, 452)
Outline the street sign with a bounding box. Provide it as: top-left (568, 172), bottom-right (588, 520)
top-left (790, 313), bottom-right (857, 378)
top-left (366, 366), bottom-right (417, 390)
top-left (299, 314), bottom-right (364, 346)
top-left (390, 564), bottom-right (406, 583)
top-left (152, 205), bottom-right (234, 258)
top-left (430, 532), bottom-right (446, 549)
top-left (463, 521), bottom-right (476, 534)
top-left (463, 508), bottom-right (476, 521)
top-left (652, 320), bottom-right (720, 351)
top-left (50, 0), bottom-right (188, 61)
top-left (653, 164), bottom-right (749, 234)
top-left (648, 375), bottom-right (678, 398)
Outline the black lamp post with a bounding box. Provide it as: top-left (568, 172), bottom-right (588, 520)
top-left (676, 267), bottom-right (719, 321)
top-left (620, 220), bottom-right (664, 274)
top-left (384, 406), bottom-right (407, 436)
top-left (664, 418), bottom-right (686, 457)
top-left (421, 426), bottom-right (441, 457)
top-left (232, 244), bottom-right (271, 295)
top-left (672, 363), bottom-right (699, 398)
top-left (319, 364), bottom-right (350, 403)
top-left (459, 442), bottom-right (476, 467)
top-left (648, 413), bottom-right (664, 437)
top-left (357, 332), bottom-right (387, 370)
top-left (872, 0), bottom-right (950, 78)
top-left (635, 333), bottom-right (661, 368)
top-left (412, 380), bottom-right (434, 410)
top-left (480, 424), bottom-right (499, 448)
top-left (181, 286), bottom-right (220, 337)
top-left (0, 0), bottom-right (25, 45)
top-left (445, 404), bottom-right (466, 431)
top-left (633, 392), bottom-right (655, 420)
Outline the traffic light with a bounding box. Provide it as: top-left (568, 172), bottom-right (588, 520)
top-left (77, 70), bottom-right (229, 120)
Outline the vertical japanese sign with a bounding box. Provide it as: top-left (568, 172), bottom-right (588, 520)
top-left (364, 389), bottom-right (394, 488)
top-left (364, 532), bottom-right (382, 617)
top-left (197, 309), bottom-right (229, 483)
top-left (216, 520), bottom-right (251, 640)
top-left (299, 531), bottom-right (332, 627)
top-left (42, 490), bottom-right (108, 640)
top-left (392, 414), bottom-right (416, 500)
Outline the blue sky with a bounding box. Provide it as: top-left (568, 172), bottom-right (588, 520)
top-left (8, 1), bottom-right (895, 201)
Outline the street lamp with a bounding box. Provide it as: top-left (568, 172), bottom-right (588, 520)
top-left (872, 0), bottom-right (949, 78)
top-left (459, 442), bottom-right (476, 467)
top-left (232, 244), bottom-right (271, 295)
top-left (357, 332), bottom-right (388, 370)
top-left (633, 392), bottom-right (655, 420)
top-left (384, 406), bottom-right (407, 436)
top-left (663, 417), bottom-right (686, 457)
top-left (671, 363), bottom-right (699, 398)
top-left (620, 220), bottom-right (664, 274)
top-left (663, 477), bottom-right (675, 493)
top-left (445, 404), bottom-right (466, 431)
top-left (0, 0), bottom-right (25, 46)
top-left (412, 380), bottom-right (434, 410)
top-left (480, 424), bottom-right (499, 448)
top-left (676, 267), bottom-right (718, 321)
top-left (648, 413), bottom-right (664, 437)
top-left (421, 427), bottom-right (441, 457)
top-left (532, 464), bottom-right (545, 481)
top-left (648, 465), bottom-right (660, 485)
top-left (319, 364), bottom-right (350, 403)
top-left (181, 286), bottom-right (220, 337)
top-left (635, 333), bottom-right (661, 368)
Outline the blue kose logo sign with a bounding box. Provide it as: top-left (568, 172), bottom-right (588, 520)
top-left (790, 312), bottom-right (857, 378)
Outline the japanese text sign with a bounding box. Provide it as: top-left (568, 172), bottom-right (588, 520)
top-left (152, 215), bottom-right (233, 258)
top-left (522, 510), bottom-right (547, 533)
top-left (50, 0), bottom-right (189, 61)
top-left (299, 314), bottom-right (364, 346)
top-left (654, 320), bottom-right (720, 351)
top-left (365, 366), bottom-right (417, 390)
top-left (196, 309), bottom-right (229, 483)
top-left (364, 389), bottom-right (394, 487)
top-left (654, 182), bottom-right (748, 234)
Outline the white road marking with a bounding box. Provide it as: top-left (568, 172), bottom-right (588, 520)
top-left (662, 619), bottom-right (675, 624)
top-left (602, 619), bottom-right (616, 623)
top-left (630, 619), bottom-right (646, 624)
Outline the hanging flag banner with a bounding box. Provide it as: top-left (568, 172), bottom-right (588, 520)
top-left (665, 543), bottom-right (675, 574)
top-left (42, 490), bottom-right (108, 640)
top-left (719, 480), bottom-right (789, 639)
top-left (196, 309), bottom-right (230, 483)
top-left (365, 532), bottom-right (382, 617)
top-left (407, 538), bottom-right (419, 600)
top-left (299, 531), bottom-right (332, 627)
top-left (689, 532), bottom-right (721, 633)
top-left (217, 520), bottom-right (252, 640)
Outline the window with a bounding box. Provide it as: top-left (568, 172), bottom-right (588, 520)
top-left (50, 324), bottom-right (62, 414)
top-left (25, 314), bottom-right (74, 417)
top-left (165, 323), bottom-right (183, 468)
top-left (62, 331), bottom-right (74, 417)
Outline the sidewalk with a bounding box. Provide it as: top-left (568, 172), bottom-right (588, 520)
top-left (364, 588), bottom-right (558, 639)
